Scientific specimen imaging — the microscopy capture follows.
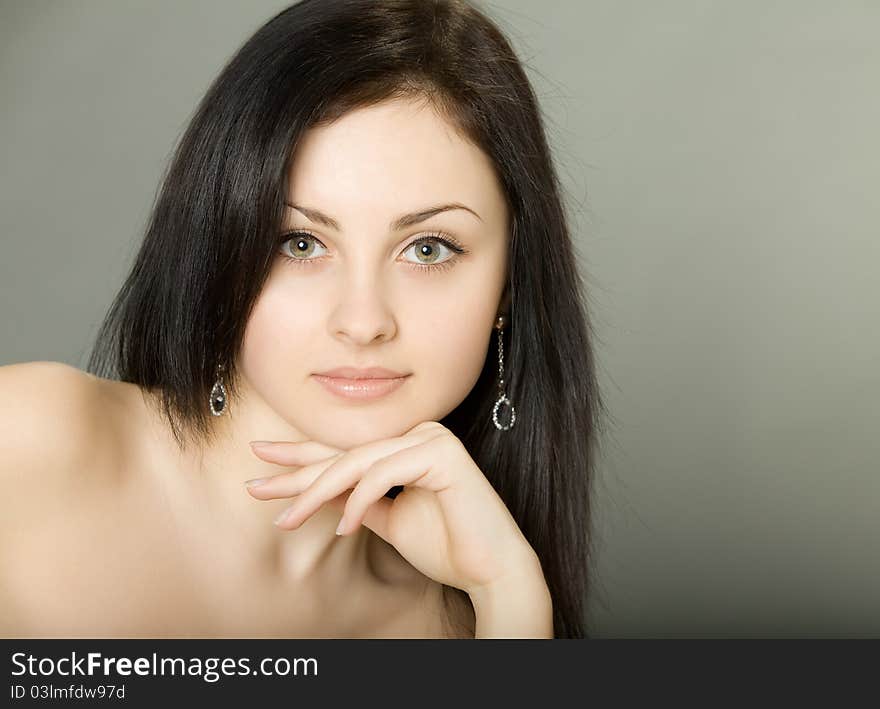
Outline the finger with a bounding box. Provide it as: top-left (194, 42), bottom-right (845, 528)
top-left (246, 452), bottom-right (343, 499)
top-left (249, 440), bottom-right (342, 466)
top-left (405, 420), bottom-right (446, 435)
top-left (352, 496), bottom-right (393, 541)
top-left (277, 428), bottom-right (444, 530)
top-left (336, 439), bottom-right (453, 536)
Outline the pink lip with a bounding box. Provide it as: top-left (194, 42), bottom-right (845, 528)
top-left (312, 374), bottom-right (409, 401)
top-left (316, 366), bottom-right (407, 379)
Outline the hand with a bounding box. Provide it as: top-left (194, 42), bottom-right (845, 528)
top-left (245, 421), bottom-right (543, 596)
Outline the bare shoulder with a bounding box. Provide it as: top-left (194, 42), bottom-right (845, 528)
top-left (0, 359), bottom-right (131, 538)
top-left (0, 361), bottom-right (128, 636)
top-left (0, 361), bottom-right (119, 490)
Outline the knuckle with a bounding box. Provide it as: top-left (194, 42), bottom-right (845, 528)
top-left (436, 429), bottom-right (464, 453)
top-left (409, 420), bottom-right (445, 434)
top-left (363, 456), bottom-right (391, 482)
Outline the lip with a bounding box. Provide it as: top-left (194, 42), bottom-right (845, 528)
top-left (315, 366), bottom-right (407, 379)
top-left (312, 373), bottom-right (409, 401)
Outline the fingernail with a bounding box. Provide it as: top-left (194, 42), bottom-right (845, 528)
top-left (244, 478), bottom-right (268, 487)
top-left (274, 506), bottom-right (293, 526)
top-left (250, 440), bottom-right (273, 448)
top-left (335, 518), bottom-right (346, 536)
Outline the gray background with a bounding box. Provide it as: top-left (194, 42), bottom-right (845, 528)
top-left (1, 1), bottom-right (877, 637)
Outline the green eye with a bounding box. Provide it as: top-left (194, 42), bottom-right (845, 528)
top-left (402, 237), bottom-right (460, 267)
top-left (277, 230), bottom-right (468, 273)
top-left (280, 232), bottom-right (328, 260)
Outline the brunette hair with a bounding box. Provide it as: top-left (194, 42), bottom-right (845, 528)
top-left (88, 0), bottom-right (607, 638)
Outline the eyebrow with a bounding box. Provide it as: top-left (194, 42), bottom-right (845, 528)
top-left (283, 201), bottom-right (483, 231)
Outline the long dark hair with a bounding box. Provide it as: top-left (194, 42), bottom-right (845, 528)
top-left (87, 0), bottom-right (607, 638)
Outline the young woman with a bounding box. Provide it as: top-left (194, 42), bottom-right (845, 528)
top-left (0, 0), bottom-right (605, 639)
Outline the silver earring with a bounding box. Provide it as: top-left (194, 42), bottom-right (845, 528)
top-left (209, 362), bottom-right (228, 416)
top-left (492, 315), bottom-right (516, 431)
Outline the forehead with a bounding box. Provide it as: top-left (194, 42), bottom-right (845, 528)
top-left (287, 98), bottom-right (506, 221)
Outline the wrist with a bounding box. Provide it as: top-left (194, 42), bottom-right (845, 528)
top-left (466, 554), bottom-right (554, 639)
top-left (467, 549), bottom-right (545, 602)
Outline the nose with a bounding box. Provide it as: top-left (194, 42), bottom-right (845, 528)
top-left (327, 271), bottom-right (398, 345)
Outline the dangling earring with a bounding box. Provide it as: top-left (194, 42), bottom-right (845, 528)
top-left (209, 361), bottom-right (228, 416)
top-left (492, 315), bottom-right (516, 431)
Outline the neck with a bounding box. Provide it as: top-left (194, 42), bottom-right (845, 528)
top-left (132, 381), bottom-right (372, 587)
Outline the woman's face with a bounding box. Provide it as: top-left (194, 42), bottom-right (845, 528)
top-left (239, 97), bottom-right (510, 450)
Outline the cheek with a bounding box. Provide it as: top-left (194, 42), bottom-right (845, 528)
top-left (239, 277), bottom-right (321, 386)
top-left (404, 280), bottom-right (499, 410)
top-left (423, 321), bottom-right (491, 410)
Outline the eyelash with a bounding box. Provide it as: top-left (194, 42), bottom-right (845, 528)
top-left (277, 229), bottom-right (469, 273)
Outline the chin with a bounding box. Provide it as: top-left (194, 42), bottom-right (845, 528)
top-left (297, 421), bottom-right (401, 451)
top-left (301, 413), bottom-right (430, 451)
